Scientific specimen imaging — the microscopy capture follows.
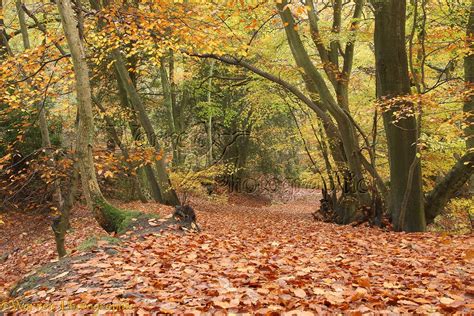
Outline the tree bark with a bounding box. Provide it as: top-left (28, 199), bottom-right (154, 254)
top-left (52, 167), bottom-right (78, 257)
top-left (425, 152), bottom-right (474, 224)
top-left (465, 0), bottom-right (474, 194)
top-left (16, 1), bottom-right (71, 256)
top-left (56, 0), bottom-right (128, 233)
top-left (93, 97), bottom-right (148, 203)
top-left (113, 51), bottom-right (180, 206)
top-left (0, 0), bottom-right (7, 60)
top-left (206, 60), bottom-right (215, 165)
top-left (278, 1), bottom-right (371, 220)
top-left (466, 0), bottom-right (474, 151)
top-left (114, 68), bottom-right (163, 203)
top-left (424, 2), bottom-right (474, 224)
top-left (160, 55), bottom-right (178, 164)
top-left (373, 0), bottom-right (426, 231)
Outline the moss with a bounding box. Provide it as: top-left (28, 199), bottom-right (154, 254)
top-left (116, 210), bottom-right (142, 233)
top-left (9, 274), bottom-right (41, 297)
top-left (77, 235), bottom-right (123, 252)
top-left (77, 236), bottom-right (98, 251)
top-left (93, 198), bottom-right (160, 234)
top-left (96, 199), bottom-right (127, 232)
top-left (93, 198), bottom-right (139, 233)
top-left (101, 235), bottom-right (122, 245)
top-left (117, 211), bottom-right (159, 234)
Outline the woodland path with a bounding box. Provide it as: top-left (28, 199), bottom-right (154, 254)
top-left (0, 192), bottom-right (473, 314)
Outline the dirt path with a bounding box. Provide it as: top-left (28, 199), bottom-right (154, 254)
top-left (1, 193), bottom-right (473, 314)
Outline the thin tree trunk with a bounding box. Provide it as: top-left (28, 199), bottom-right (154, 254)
top-left (52, 167), bottom-right (78, 257)
top-left (93, 98), bottom-right (148, 203)
top-left (113, 51), bottom-right (180, 206)
top-left (16, 1), bottom-right (71, 255)
top-left (129, 120), bottom-right (164, 202)
top-left (466, 1), bottom-right (474, 152)
top-left (207, 60), bottom-right (215, 165)
top-left (56, 0), bottom-right (127, 233)
top-left (114, 68), bottom-right (163, 202)
top-left (15, 0), bottom-right (30, 49)
top-left (88, 0), bottom-right (165, 204)
top-left (372, 0), bottom-right (425, 231)
top-left (278, 1), bottom-right (371, 221)
top-left (424, 2), bottom-right (474, 223)
top-left (160, 55), bottom-right (178, 164)
top-left (0, 0), bottom-right (6, 60)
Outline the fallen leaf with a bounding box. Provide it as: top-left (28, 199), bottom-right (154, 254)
top-left (293, 288), bottom-right (307, 298)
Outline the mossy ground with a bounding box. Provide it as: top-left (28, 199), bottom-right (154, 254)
top-left (76, 235), bottom-right (122, 252)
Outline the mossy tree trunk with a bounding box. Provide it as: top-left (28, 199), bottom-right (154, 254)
top-left (113, 64), bottom-right (163, 203)
top-left (56, 0), bottom-right (129, 233)
top-left (113, 51), bottom-right (180, 206)
top-left (372, 0), bottom-right (426, 232)
top-left (277, 1), bottom-right (372, 222)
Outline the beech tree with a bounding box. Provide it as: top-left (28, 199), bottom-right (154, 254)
top-left (372, 0), bottom-right (426, 231)
top-left (0, 0), bottom-right (471, 250)
top-left (424, 1), bottom-right (474, 224)
top-left (56, 0), bottom-right (132, 233)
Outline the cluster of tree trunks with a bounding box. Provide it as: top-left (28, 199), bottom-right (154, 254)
top-left (193, 0), bottom-right (473, 232)
top-left (372, 0), bottom-right (426, 231)
top-left (56, 0), bottom-right (180, 239)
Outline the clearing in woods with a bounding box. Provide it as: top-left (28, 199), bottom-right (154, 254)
top-left (0, 192), bottom-right (473, 314)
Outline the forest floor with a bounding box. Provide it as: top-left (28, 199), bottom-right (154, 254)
top-left (0, 191), bottom-right (473, 314)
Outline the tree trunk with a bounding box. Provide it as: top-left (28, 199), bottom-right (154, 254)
top-left (113, 51), bottom-right (180, 206)
top-left (278, 1), bottom-right (371, 221)
top-left (15, 1), bottom-right (71, 256)
top-left (425, 152), bottom-right (474, 224)
top-left (52, 167), bottom-right (78, 257)
top-left (15, 0), bottom-right (30, 50)
top-left (16, 0), bottom-right (63, 204)
top-left (207, 60), bottom-right (215, 165)
top-left (160, 55), bottom-right (178, 164)
top-left (373, 0), bottom-right (426, 231)
top-left (0, 0), bottom-right (7, 60)
top-left (111, 69), bottom-right (162, 203)
top-left (94, 99), bottom-right (148, 203)
top-left (424, 2), bottom-right (474, 223)
top-left (56, 0), bottom-right (128, 233)
top-left (466, 1), bottom-right (474, 152)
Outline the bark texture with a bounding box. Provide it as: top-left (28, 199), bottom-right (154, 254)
top-left (373, 0), bottom-right (426, 231)
top-left (56, 0), bottom-right (127, 233)
top-left (113, 51), bottom-right (180, 206)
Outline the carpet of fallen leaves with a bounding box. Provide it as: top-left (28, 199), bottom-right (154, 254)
top-left (1, 192), bottom-right (473, 314)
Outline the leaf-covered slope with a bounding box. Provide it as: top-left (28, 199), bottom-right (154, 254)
top-left (2, 196), bottom-right (474, 314)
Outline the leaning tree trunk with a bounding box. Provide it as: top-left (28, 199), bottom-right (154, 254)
top-left (277, 2), bottom-right (372, 223)
top-left (56, 0), bottom-right (128, 233)
top-left (15, 0), bottom-right (72, 256)
top-left (424, 1), bottom-right (474, 224)
top-left (113, 51), bottom-right (180, 206)
top-left (160, 54), bottom-right (179, 164)
top-left (87, 0), bottom-right (178, 206)
top-left (373, 0), bottom-right (426, 232)
top-left (114, 69), bottom-right (163, 202)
